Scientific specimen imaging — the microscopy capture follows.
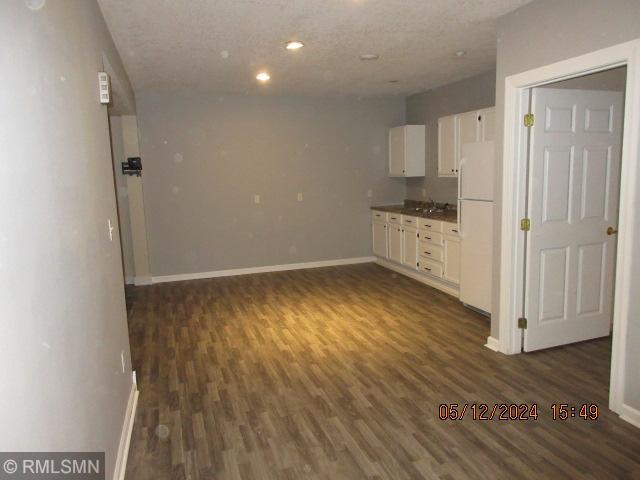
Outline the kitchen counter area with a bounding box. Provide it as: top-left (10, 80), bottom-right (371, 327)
top-left (371, 200), bottom-right (461, 297)
top-left (370, 200), bottom-right (457, 223)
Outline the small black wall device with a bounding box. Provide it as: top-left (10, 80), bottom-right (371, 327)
top-left (122, 157), bottom-right (142, 177)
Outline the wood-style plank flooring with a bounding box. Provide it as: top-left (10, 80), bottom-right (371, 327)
top-left (125, 263), bottom-right (640, 479)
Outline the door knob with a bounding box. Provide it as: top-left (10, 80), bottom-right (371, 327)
top-left (607, 226), bottom-right (618, 235)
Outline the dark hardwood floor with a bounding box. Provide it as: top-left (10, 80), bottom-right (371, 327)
top-left (124, 263), bottom-right (640, 479)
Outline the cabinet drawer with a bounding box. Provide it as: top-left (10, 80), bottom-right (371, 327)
top-left (371, 210), bottom-right (387, 223)
top-left (387, 213), bottom-right (402, 224)
top-left (418, 218), bottom-right (443, 232)
top-left (419, 258), bottom-right (443, 278)
top-left (443, 222), bottom-right (460, 236)
top-left (402, 215), bottom-right (418, 227)
top-left (419, 230), bottom-right (443, 246)
top-left (418, 242), bottom-right (443, 263)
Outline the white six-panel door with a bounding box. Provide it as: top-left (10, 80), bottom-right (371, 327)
top-left (524, 88), bottom-right (623, 351)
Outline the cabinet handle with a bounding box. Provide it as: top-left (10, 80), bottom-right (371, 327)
top-left (425, 236), bottom-right (432, 240)
top-left (478, 115), bottom-right (482, 121)
top-left (425, 267), bottom-right (431, 271)
top-left (452, 229), bottom-right (458, 233)
top-left (425, 224), bottom-right (431, 228)
top-left (424, 252), bottom-right (431, 255)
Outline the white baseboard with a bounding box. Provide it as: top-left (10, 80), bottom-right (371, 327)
top-left (124, 276), bottom-right (134, 285)
top-left (620, 403), bottom-right (640, 428)
top-left (375, 257), bottom-right (459, 298)
top-left (113, 380), bottom-right (139, 480)
top-left (485, 336), bottom-right (500, 352)
top-left (151, 257), bottom-right (376, 284)
top-left (133, 275), bottom-right (152, 286)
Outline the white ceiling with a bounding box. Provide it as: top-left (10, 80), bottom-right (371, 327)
top-left (98, 0), bottom-right (532, 97)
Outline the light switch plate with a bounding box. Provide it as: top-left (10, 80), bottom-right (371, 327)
top-left (98, 72), bottom-right (111, 104)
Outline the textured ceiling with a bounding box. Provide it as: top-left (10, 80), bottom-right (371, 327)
top-left (98, 0), bottom-right (532, 97)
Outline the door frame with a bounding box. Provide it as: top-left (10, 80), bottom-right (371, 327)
top-left (497, 39), bottom-right (640, 418)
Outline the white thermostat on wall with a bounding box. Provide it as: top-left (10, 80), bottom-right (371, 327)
top-left (98, 72), bottom-right (111, 104)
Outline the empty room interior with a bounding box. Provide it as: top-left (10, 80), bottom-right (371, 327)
top-left (4, 0), bottom-right (640, 479)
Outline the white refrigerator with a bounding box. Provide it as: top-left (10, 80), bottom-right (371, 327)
top-left (458, 141), bottom-right (494, 314)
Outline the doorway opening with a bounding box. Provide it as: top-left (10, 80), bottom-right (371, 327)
top-left (497, 40), bottom-right (640, 425)
top-left (519, 66), bottom-right (626, 353)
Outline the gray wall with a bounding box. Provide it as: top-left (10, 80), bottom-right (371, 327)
top-left (551, 66), bottom-right (627, 91)
top-left (0, 1), bottom-right (134, 477)
top-left (492, 0), bottom-right (640, 411)
top-left (109, 116), bottom-right (136, 282)
top-left (136, 92), bottom-right (406, 277)
top-left (405, 70), bottom-right (496, 204)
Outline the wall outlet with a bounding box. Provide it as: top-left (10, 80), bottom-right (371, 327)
top-left (297, 192), bottom-right (303, 202)
top-left (254, 194), bottom-right (260, 204)
top-left (367, 189), bottom-right (373, 198)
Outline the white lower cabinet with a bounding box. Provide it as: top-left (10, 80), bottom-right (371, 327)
top-left (402, 226), bottom-right (418, 269)
top-left (388, 223), bottom-right (403, 264)
top-left (443, 235), bottom-right (460, 284)
top-left (372, 221), bottom-right (388, 258)
top-left (371, 210), bottom-right (460, 294)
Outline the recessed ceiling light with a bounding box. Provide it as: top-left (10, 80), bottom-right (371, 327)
top-left (455, 50), bottom-right (467, 57)
top-left (360, 54), bottom-right (379, 61)
top-left (285, 40), bottom-right (304, 50)
top-left (256, 71), bottom-right (271, 82)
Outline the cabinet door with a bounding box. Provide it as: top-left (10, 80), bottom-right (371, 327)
top-left (479, 107), bottom-right (496, 142)
top-left (438, 115), bottom-right (456, 177)
top-left (456, 111), bottom-right (481, 174)
top-left (389, 127), bottom-right (405, 176)
top-left (402, 227), bottom-right (418, 269)
top-left (443, 235), bottom-right (461, 284)
top-left (372, 222), bottom-right (388, 258)
top-left (388, 223), bottom-right (403, 263)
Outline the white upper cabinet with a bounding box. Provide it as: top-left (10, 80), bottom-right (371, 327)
top-left (478, 107), bottom-right (496, 142)
top-left (389, 125), bottom-right (425, 177)
top-left (438, 107), bottom-right (495, 177)
top-left (437, 115), bottom-right (457, 177)
top-left (456, 111), bottom-right (481, 167)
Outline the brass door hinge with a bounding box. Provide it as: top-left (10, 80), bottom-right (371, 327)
top-left (520, 218), bottom-right (531, 231)
top-left (518, 317), bottom-right (528, 329)
top-left (524, 113), bottom-right (535, 127)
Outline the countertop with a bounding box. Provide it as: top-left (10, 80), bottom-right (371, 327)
top-left (371, 204), bottom-right (457, 223)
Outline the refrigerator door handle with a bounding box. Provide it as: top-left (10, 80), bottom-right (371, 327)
top-left (458, 200), bottom-right (464, 239)
top-left (457, 157), bottom-right (465, 238)
top-left (457, 156), bottom-right (465, 201)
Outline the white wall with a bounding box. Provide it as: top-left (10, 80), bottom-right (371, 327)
top-left (0, 1), bottom-right (136, 477)
top-left (492, 0), bottom-right (640, 414)
top-left (136, 92), bottom-right (406, 277)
